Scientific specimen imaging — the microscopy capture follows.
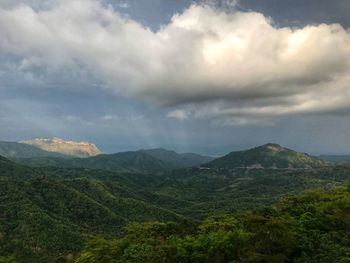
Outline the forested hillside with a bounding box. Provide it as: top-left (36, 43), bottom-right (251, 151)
top-left (140, 148), bottom-right (214, 167)
top-left (76, 185), bottom-right (350, 263)
top-left (1, 143), bottom-right (350, 262)
top-left (204, 144), bottom-right (328, 169)
top-left (0, 141), bottom-right (68, 159)
top-left (0, 156), bottom-right (184, 262)
top-left (16, 151), bottom-right (173, 174)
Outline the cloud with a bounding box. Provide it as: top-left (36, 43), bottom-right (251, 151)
top-left (99, 113), bottom-right (144, 123)
top-left (0, 0), bottom-right (55, 10)
top-left (100, 115), bottom-right (119, 121)
top-left (1, 0), bottom-right (350, 125)
top-left (116, 2), bottom-right (129, 9)
top-left (167, 109), bottom-right (189, 120)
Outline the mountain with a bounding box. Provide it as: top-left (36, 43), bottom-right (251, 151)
top-left (202, 143), bottom-right (328, 169)
top-left (19, 138), bottom-right (101, 157)
top-left (140, 148), bottom-right (215, 168)
top-left (17, 151), bottom-right (173, 173)
top-left (2, 150), bottom-right (350, 262)
top-left (0, 141), bottom-right (67, 159)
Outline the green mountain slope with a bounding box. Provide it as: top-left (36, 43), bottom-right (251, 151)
top-left (0, 156), bottom-right (184, 262)
top-left (17, 151), bottom-right (172, 173)
top-left (80, 151), bottom-right (172, 173)
top-left (165, 165), bottom-right (350, 217)
top-left (140, 148), bottom-right (214, 168)
top-left (203, 143), bottom-right (328, 169)
top-left (0, 154), bottom-right (43, 177)
top-left (3, 147), bottom-right (350, 262)
top-left (0, 141), bottom-right (68, 159)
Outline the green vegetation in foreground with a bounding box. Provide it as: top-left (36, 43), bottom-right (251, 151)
top-left (0, 157), bottom-right (183, 262)
top-left (1, 148), bottom-right (350, 262)
top-left (76, 185), bottom-right (350, 263)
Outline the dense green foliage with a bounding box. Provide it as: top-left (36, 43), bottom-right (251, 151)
top-left (163, 165), bottom-right (350, 217)
top-left (1, 144), bottom-right (350, 262)
top-left (75, 185), bottom-right (350, 263)
top-left (0, 157), bottom-right (184, 262)
top-left (204, 143), bottom-right (328, 169)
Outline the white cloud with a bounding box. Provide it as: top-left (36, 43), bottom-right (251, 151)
top-left (99, 113), bottom-right (143, 123)
top-left (100, 115), bottom-right (119, 121)
top-left (167, 109), bottom-right (189, 121)
top-left (1, 0), bottom-right (350, 125)
top-left (116, 2), bottom-right (129, 9)
top-left (0, 0), bottom-right (55, 9)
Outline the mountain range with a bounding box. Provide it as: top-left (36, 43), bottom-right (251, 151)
top-left (14, 151), bottom-right (206, 173)
top-left (0, 139), bottom-right (215, 172)
top-left (0, 139), bottom-right (342, 170)
top-left (0, 140), bottom-right (348, 262)
top-left (2, 139), bottom-right (330, 173)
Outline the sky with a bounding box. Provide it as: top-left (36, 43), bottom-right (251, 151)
top-left (0, 0), bottom-right (350, 155)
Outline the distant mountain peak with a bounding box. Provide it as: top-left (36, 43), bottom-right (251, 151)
top-left (142, 148), bottom-right (177, 154)
top-left (262, 143), bottom-right (282, 148)
top-left (19, 138), bottom-right (101, 158)
top-left (256, 143), bottom-right (285, 152)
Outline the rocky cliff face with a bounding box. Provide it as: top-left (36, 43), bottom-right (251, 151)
top-left (19, 138), bottom-right (101, 157)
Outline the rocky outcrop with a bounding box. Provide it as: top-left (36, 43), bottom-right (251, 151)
top-left (19, 138), bottom-right (101, 158)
